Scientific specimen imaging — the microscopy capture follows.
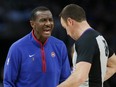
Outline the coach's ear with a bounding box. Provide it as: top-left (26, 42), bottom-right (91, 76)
top-left (30, 21), bottom-right (35, 29)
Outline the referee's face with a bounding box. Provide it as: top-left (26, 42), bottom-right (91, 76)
top-left (60, 17), bottom-right (71, 36)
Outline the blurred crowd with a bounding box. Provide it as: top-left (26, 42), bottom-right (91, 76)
top-left (0, 0), bottom-right (116, 87)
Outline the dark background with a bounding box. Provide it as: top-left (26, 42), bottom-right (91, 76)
top-left (0, 0), bottom-right (116, 86)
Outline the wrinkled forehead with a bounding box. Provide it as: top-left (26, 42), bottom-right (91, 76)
top-left (36, 11), bottom-right (53, 18)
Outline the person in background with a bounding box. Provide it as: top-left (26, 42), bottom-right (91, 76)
top-left (57, 4), bottom-right (116, 87)
top-left (3, 6), bottom-right (71, 87)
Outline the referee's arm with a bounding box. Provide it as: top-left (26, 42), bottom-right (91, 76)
top-left (104, 53), bottom-right (116, 81)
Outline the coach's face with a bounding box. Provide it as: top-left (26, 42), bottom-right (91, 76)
top-left (31, 10), bottom-right (54, 41)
